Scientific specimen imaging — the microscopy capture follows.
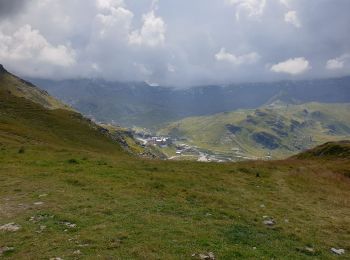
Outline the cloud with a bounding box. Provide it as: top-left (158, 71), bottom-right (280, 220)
top-left (0, 1), bottom-right (350, 85)
top-left (96, 0), bottom-right (124, 11)
top-left (95, 6), bottom-right (133, 39)
top-left (226, 0), bottom-right (266, 21)
top-left (0, 25), bottom-right (75, 67)
top-left (129, 10), bottom-right (166, 47)
top-left (215, 48), bottom-right (260, 65)
top-left (270, 57), bottom-right (311, 75)
top-left (0, 24), bottom-right (75, 78)
top-left (0, 0), bottom-right (28, 18)
top-left (284, 10), bottom-right (301, 28)
top-left (326, 54), bottom-right (350, 70)
top-left (279, 0), bottom-right (291, 8)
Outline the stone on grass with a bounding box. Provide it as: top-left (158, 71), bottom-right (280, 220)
top-left (0, 246), bottom-right (14, 255)
top-left (263, 219), bottom-right (276, 226)
top-left (0, 223), bottom-right (21, 232)
top-left (192, 252), bottom-right (215, 259)
top-left (73, 250), bottom-right (81, 255)
top-left (331, 248), bottom-right (345, 255)
top-left (60, 222), bottom-right (77, 228)
top-left (34, 202), bottom-right (44, 205)
top-left (305, 247), bottom-right (315, 253)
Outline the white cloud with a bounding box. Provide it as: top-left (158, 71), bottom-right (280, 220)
top-left (326, 54), bottom-right (350, 70)
top-left (0, 24), bottom-right (75, 67)
top-left (96, 0), bottom-right (124, 11)
top-left (129, 10), bottom-right (166, 47)
top-left (326, 59), bottom-right (344, 70)
top-left (95, 6), bottom-right (133, 38)
top-left (227, 0), bottom-right (266, 21)
top-left (215, 48), bottom-right (260, 65)
top-left (279, 0), bottom-right (291, 8)
top-left (270, 57), bottom-right (311, 75)
top-left (284, 10), bottom-right (301, 28)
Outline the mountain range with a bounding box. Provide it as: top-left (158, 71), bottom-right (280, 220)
top-left (30, 76), bottom-right (350, 128)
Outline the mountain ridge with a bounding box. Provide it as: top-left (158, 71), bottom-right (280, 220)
top-left (0, 64), bottom-right (71, 111)
top-left (30, 76), bottom-right (350, 128)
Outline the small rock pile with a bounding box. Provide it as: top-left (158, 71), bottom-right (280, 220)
top-left (0, 223), bottom-right (21, 232)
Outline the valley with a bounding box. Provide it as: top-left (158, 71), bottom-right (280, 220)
top-left (0, 66), bottom-right (349, 259)
top-left (30, 76), bottom-right (350, 162)
top-left (1, 1), bottom-right (350, 259)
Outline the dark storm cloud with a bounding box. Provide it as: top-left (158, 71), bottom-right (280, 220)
top-left (0, 0), bottom-right (28, 17)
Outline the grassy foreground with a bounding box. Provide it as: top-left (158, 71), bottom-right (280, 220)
top-left (1, 143), bottom-right (350, 259)
top-left (0, 73), bottom-right (349, 259)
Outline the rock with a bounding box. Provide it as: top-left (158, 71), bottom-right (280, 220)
top-left (260, 204), bottom-right (265, 208)
top-left (192, 252), bottom-right (215, 259)
top-left (0, 246), bottom-right (15, 255)
top-left (304, 247), bottom-right (315, 254)
top-left (253, 247), bottom-right (257, 250)
top-left (199, 254), bottom-right (207, 259)
top-left (331, 248), bottom-right (345, 255)
top-left (50, 258), bottom-right (63, 260)
top-left (263, 219), bottom-right (276, 226)
top-left (34, 202), bottom-right (44, 205)
top-left (39, 194), bottom-right (48, 198)
top-left (61, 222), bottom-right (77, 228)
top-left (73, 250), bottom-right (81, 255)
top-left (0, 223), bottom-right (21, 232)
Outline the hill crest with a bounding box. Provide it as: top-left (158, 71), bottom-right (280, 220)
top-left (0, 65), bottom-right (70, 110)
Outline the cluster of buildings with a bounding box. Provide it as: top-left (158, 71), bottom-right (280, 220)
top-left (133, 131), bottom-right (172, 148)
top-left (147, 137), bottom-right (172, 147)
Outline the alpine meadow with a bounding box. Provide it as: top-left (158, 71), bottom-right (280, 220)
top-left (0, 0), bottom-right (350, 259)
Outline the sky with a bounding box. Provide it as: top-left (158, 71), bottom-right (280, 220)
top-left (0, 0), bottom-right (350, 86)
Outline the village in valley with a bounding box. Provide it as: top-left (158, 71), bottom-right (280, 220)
top-left (131, 129), bottom-right (269, 162)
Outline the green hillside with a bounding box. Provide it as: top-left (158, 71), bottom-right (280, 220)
top-left (0, 68), bottom-right (349, 259)
top-left (294, 140), bottom-right (350, 161)
top-left (0, 65), bottom-right (70, 111)
top-left (158, 102), bottom-right (350, 160)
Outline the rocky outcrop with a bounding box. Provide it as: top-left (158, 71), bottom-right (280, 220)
top-left (252, 132), bottom-right (280, 149)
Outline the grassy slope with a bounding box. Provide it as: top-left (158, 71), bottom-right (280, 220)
top-left (0, 67), bottom-right (70, 111)
top-left (159, 103), bottom-right (350, 159)
top-left (0, 81), bottom-right (350, 258)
